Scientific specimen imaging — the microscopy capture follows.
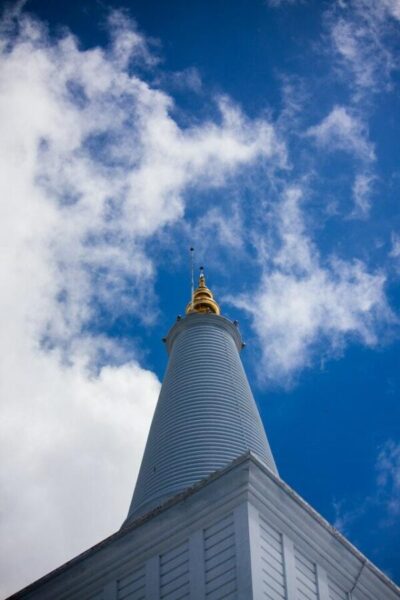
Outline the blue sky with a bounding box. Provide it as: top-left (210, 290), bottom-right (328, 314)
top-left (0, 0), bottom-right (399, 595)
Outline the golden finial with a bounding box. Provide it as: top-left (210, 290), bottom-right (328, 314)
top-left (186, 266), bottom-right (221, 315)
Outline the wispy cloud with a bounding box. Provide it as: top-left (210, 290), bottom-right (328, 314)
top-left (306, 106), bottom-right (377, 217)
top-left (266, 0), bottom-right (305, 7)
top-left (384, 0), bottom-right (400, 21)
top-left (156, 66), bottom-right (203, 94)
top-left (328, 0), bottom-right (400, 98)
top-left (229, 186), bottom-right (395, 384)
top-left (333, 439), bottom-right (400, 537)
top-left (193, 205), bottom-right (245, 251)
top-left (351, 172), bottom-right (376, 217)
top-left (306, 106), bottom-right (375, 162)
top-left (390, 233), bottom-right (400, 266)
top-left (389, 233), bottom-right (400, 258)
top-left (333, 498), bottom-right (370, 536)
top-left (376, 439), bottom-right (400, 517)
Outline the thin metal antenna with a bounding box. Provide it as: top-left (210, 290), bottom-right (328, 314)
top-left (190, 247), bottom-right (194, 305)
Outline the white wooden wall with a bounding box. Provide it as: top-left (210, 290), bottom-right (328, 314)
top-left (258, 514), bottom-right (286, 600)
top-left (85, 503), bottom-right (352, 600)
top-left (204, 513), bottom-right (237, 599)
top-left (117, 565), bottom-right (145, 600)
top-left (248, 504), bottom-right (349, 600)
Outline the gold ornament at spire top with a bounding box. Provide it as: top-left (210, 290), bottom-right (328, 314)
top-left (186, 268), bottom-right (220, 315)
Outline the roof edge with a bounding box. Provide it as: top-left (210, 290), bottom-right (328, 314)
top-left (8, 451), bottom-right (400, 598)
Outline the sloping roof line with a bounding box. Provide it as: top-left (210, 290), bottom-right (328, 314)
top-left (8, 451), bottom-right (400, 599)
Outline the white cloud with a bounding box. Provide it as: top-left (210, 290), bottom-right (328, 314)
top-left (0, 10), bottom-right (284, 343)
top-left (266, 0), bottom-right (305, 7)
top-left (306, 106), bottom-right (375, 162)
top-left (193, 205), bottom-right (245, 251)
top-left (157, 66), bottom-right (203, 93)
top-left (331, 17), bottom-right (380, 91)
top-left (0, 348), bottom-right (160, 597)
top-left (390, 233), bottom-right (400, 256)
top-left (329, 0), bottom-right (400, 96)
top-left (108, 10), bottom-right (159, 69)
top-left (333, 439), bottom-right (400, 536)
top-left (388, 231), bottom-right (400, 278)
top-left (376, 440), bottom-right (400, 516)
top-left (230, 187), bottom-right (394, 383)
top-left (333, 498), bottom-right (368, 536)
top-left (383, 0), bottom-right (400, 21)
top-left (351, 172), bottom-right (375, 217)
top-left (0, 10), bottom-right (284, 596)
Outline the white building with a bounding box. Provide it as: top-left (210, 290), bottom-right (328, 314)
top-left (9, 273), bottom-right (400, 600)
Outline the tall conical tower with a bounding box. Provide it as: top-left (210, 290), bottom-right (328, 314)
top-left (9, 271), bottom-right (400, 600)
top-left (125, 270), bottom-right (277, 522)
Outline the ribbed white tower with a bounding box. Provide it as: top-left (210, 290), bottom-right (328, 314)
top-left (125, 300), bottom-right (277, 521)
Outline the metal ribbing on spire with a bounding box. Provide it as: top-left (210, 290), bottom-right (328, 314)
top-left (124, 313), bottom-right (278, 524)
